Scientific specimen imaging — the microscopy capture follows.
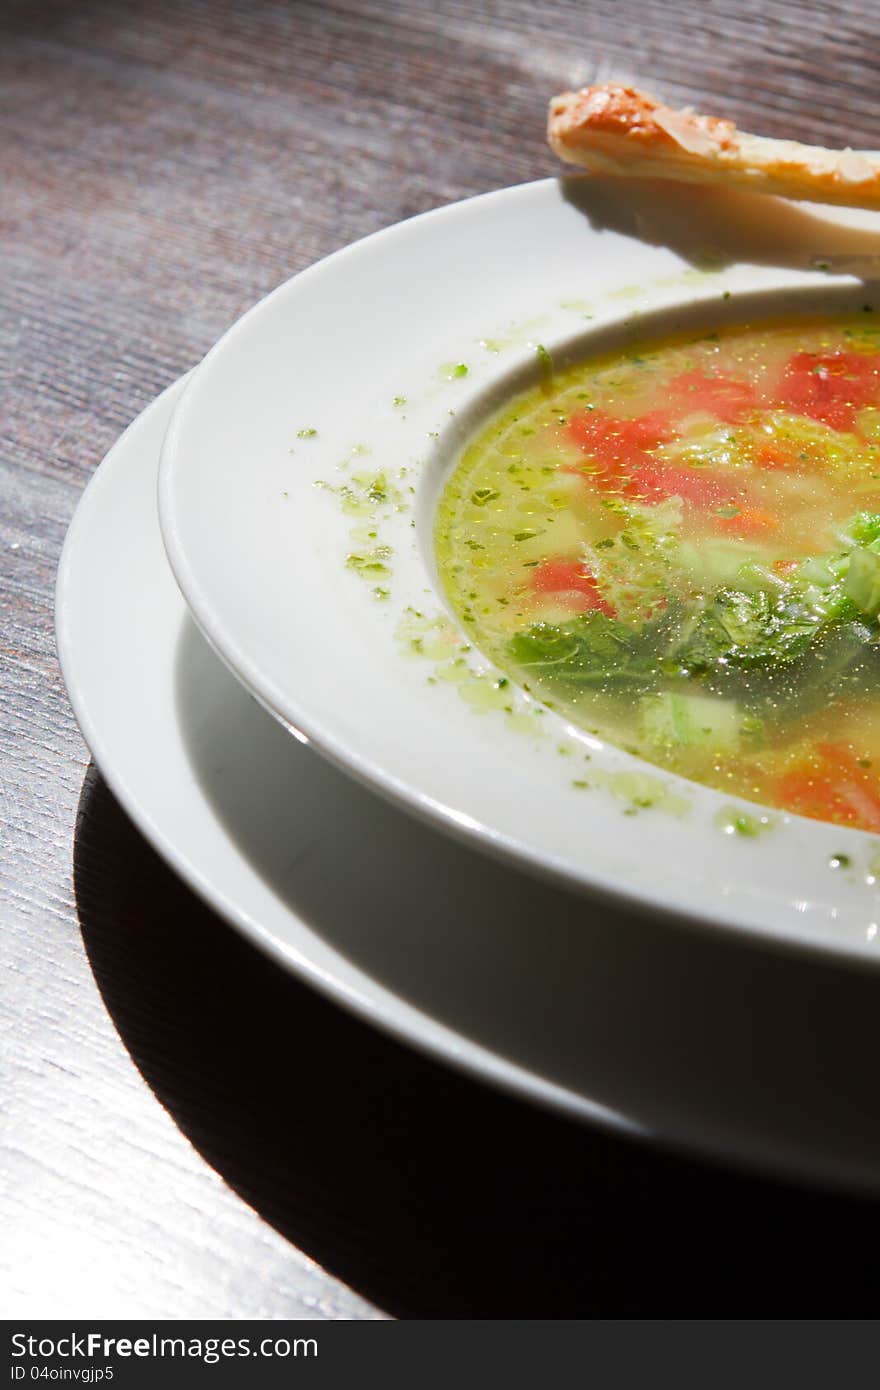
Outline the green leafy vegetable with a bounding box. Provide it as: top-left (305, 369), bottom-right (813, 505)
top-left (509, 611), bottom-right (660, 690)
top-left (674, 588), bottom-right (825, 674)
top-left (508, 511), bottom-right (880, 729)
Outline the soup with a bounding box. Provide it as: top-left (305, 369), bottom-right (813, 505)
top-left (435, 314), bottom-right (880, 831)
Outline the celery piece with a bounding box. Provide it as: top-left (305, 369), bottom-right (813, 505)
top-left (797, 554), bottom-right (849, 588)
top-left (844, 545), bottom-right (880, 618)
top-left (640, 691), bottom-right (742, 752)
top-left (678, 537), bottom-right (761, 587)
top-left (843, 510), bottom-right (880, 547)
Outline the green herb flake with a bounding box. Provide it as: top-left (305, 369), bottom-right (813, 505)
top-left (536, 343), bottom-right (553, 377)
top-left (439, 362), bottom-right (469, 381)
top-left (346, 544), bottom-right (392, 576)
top-left (715, 808), bottom-right (775, 838)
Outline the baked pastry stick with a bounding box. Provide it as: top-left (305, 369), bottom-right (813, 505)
top-left (548, 84), bottom-right (880, 210)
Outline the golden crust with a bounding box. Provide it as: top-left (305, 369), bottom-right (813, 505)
top-left (548, 83), bottom-right (880, 210)
top-left (549, 85), bottom-right (737, 150)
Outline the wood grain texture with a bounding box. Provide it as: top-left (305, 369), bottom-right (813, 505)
top-left (4, 0), bottom-right (880, 1319)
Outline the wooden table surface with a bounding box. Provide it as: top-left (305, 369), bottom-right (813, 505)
top-left (5, 0), bottom-right (880, 1319)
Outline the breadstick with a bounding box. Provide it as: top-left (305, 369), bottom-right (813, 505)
top-left (548, 83), bottom-right (880, 210)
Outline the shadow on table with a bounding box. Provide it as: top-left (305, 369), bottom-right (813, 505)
top-left (73, 619), bottom-right (880, 1317)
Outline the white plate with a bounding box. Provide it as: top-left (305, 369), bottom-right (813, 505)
top-left (58, 380), bottom-right (880, 1189)
top-left (158, 177), bottom-right (880, 964)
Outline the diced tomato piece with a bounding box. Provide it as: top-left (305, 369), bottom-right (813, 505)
top-left (567, 409), bottom-right (675, 493)
top-left (568, 409), bottom-right (674, 456)
top-left (716, 505), bottom-right (778, 536)
top-left (667, 370), bottom-right (756, 423)
top-left (772, 741), bottom-right (880, 832)
top-left (776, 350), bottom-right (880, 431)
top-left (815, 742), bottom-right (873, 772)
top-left (629, 460), bottom-right (735, 507)
top-left (548, 591), bottom-right (610, 615)
top-left (530, 558), bottom-right (616, 616)
top-left (531, 559), bottom-right (594, 593)
top-left (772, 558), bottom-right (799, 575)
top-left (773, 769), bottom-right (839, 821)
top-left (567, 408), bottom-right (740, 508)
top-left (567, 406), bottom-right (759, 515)
top-left (756, 441), bottom-right (805, 471)
top-left (612, 409), bottom-right (676, 448)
